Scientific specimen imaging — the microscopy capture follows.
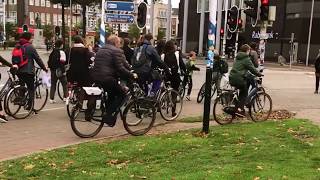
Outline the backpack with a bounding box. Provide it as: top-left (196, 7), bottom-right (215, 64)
top-left (131, 45), bottom-right (151, 73)
top-left (12, 43), bottom-right (29, 68)
top-left (220, 60), bottom-right (229, 74)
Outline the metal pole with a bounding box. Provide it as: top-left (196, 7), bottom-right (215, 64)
top-left (203, 0), bottom-right (217, 134)
top-left (215, 0), bottom-right (223, 52)
top-left (182, 0), bottom-right (189, 54)
top-left (69, 0), bottom-right (72, 48)
top-left (3, 0), bottom-right (6, 41)
top-left (198, 0), bottom-right (205, 55)
top-left (222, 0), bottom-right (229, 56)
top-left (306, 0), bottom-right (314, 67)
top-left (150, 0), bottom-right (154, 35)
top-left (100, 0), bottom-right (106, 46)
top-left (290, 33), bottom-right (294, 69)
top-left (166, 0), bottom-right (172, 41)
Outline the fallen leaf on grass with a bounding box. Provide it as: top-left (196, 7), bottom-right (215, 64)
top-left (317, 168), bottom-right (320, 171)
top-left (256, 166), bottom-right (263, 170)
top-left (135, 175), bottom-right (147, 179)
top-left (24, 164), bottom-right (35, 170)
top-left (253, 177), bottom-right (260, 180)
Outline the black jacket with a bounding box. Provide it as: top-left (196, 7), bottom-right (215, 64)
top-left (91, 44), bottom-right (133, 83)
top-left (13, 39), bottom-right (46, 75)
top-left (163, 51), bottom-right (186, 75)
top-left (67, 46), bottom-right (91, 84)
top-left (48, 48), bottom-right (65, 70)
top-left (122, 45), bottom-right (134, 65)
top-left (315, 55), bottom-right (320, 73)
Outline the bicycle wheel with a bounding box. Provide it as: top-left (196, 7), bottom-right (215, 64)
top-left (159, 89), bottom-right (183, 121)
top-left (57, 81), bottom-right (64, 100)
top-left (122, 99), bottom-right (156, 136)
top-left (212, 92), bottom-right (235, 125)
top-left (33, 83), bottom-right (48, 112)
top-left (197, 83), bottom-right (205, 103)
top-left (5, 86), bottom-right (34, 119)
top-left (249, 92), bottom-right (272, 122)
top-left (70, 105), bottom-right (104, 138)
top-left (179, 83), bottom-right (186, 99)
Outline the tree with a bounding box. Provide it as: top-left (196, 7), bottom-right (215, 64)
top-left (49, 0), bottom-right (70, 48)
top-left (157, 28), bottom-right (165, 40)
top-left (73, 0), bottom-right (100, 38)
top-left (5, 22), bottom-right (18, 40)
top-left (42, 24), bottom-right (54, 41)
top-left (128, 24), bottom-right (140, 41)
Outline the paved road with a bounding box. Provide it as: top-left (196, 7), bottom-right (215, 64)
top-left (0, 49), bottom-right (319, 161)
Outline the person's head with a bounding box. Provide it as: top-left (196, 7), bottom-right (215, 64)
top-left (249, 42), bottom-right (257, 51)
top-left (189, 51), bottom-right (196, 58)
top-left (73, 35), bottom-right (84, 44)
top-left (144, 33), bottom-right (153, 42)
top-left (123, 38), bottom-right (131, 47)
top-left (20, 32), bottom-right (33, 41)
top-left (156, 40), bottom-right (166, 54)
top-left (55, 39), bottom-right (63, 48)
top-left (239, 44), bottom-right (251, 55)
top-left (164, 40), bottom-right (176, 54)
top-left (107, 35), bottom-right (121, 48)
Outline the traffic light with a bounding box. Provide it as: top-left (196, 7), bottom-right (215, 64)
top-left (22, 24), bottom-right (28, 33)
top-left (244, 0), bottom-right (258, 19)
top-left (260, 0), bottom-right (269, 21)
top-left (238, 19), bottom-right (243, 30)
top-left (227, 6), bottom-right (239, 33)
top-left (220, 28), bottom-right (224, 39)
top-left (137, 2), bottom-right (147, 29)
top-left (55, 26), bottom-right (61, 36)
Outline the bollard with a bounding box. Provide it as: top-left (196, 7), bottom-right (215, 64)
top-left (202, 67), bottom-right (213, 134)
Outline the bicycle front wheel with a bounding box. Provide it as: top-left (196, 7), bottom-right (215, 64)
top-left (33, 83), bottom-right (48, 112)
top-left (57, 81), bottom-right (64, 101)
top-left (123, 99), bottom-right (156, 136)
top-left (249, 92), bottom-right (272, 122)
top-left (5, 86), bottom-right (34, 119)
top-left (197, 83), bottom-right (205, 103)
top-left (70, 105), bottom-right (104, 138)
top-left (159, 89), bottom-right (183, 121)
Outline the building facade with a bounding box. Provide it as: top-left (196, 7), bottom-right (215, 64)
top-left (0, 0), bottom-right (18, 24)
top-left (178, 0), bottom-right (320, 64)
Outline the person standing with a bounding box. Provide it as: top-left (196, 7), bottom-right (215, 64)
top-left (0, 55), bottom-right (13, 123)
top-left (47, 39), bottom-right (68, 103)
top-left (12, 32), bottom-right (48, 110)
top-left (184, 51), bottom-right (200, 101)
top-left (314, 50), bottom-right (320, 94)
top-left (122, 38), bottom-right (134, 65)
top-left (67, 36), bottom-right (92, 86)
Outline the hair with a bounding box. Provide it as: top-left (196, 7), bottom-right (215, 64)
top-left (55, 39), bottom-right (63, 48)
top-left (156, 40), bottom-right (166, 55)
top-left (249, 42), bottom-right (257, 50)
top-left (73, 35), bottom-right (84, 44)
top-left (107, 35), bottom-right (120, 46)
top-left (239, 44), bottom-right (251, 53)
top-left (20, 32), bottom-right (32, 41)
top-left (123, 38), bottom-right (131, 47)
top-left (144, 33), bottom-right (153, 41)
top-left (164, 40), bottom-right (176, 54)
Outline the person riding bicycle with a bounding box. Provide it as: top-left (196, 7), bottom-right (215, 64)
top-left (229, 44), bottom-right (263, 117)
top-left (12, 32), bottom-right (48, 110)
top-left (91, 35), bottom-right (137, 127)
top-left (131, 34), bottom-right (170, 95)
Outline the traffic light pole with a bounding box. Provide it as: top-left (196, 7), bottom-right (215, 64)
top-left (198, 0), bottom-right (205, 56)
top-left (222, 0), bottom-right (229, 56)
top-left (150, 1), bottom-right (154, 35)
top-left (166, 0), bottom-right (172, 41)
top-left (215, 0), bottom-right (223, 52)
top-left (100, 0), bottom-right (106, 47)
top-left (182, 0), bottom-right (189, 54)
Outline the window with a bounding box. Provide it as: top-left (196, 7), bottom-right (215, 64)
top-left (58, 14), bottom-right (62, 26)
top-left (30, 12), bottom-right (34, 25)
top-left (46, 13), bottom-right (51, 25)
top-left (35, 0), bottom-right (40, 6)
top-left (29, 0), bottom-right (34, 5)
top-left (197, 0), bottom-right (209, 13)
top-left (41, 0), bottom-right (45, 7)
top-left (53, 14), bottom-right (57, 26)
top-left (53, 4), bottom-right (57, 8)
top-left (41, 13), bottom-right (45, 25)
top-left (46, 0), bottom-right (50, 7)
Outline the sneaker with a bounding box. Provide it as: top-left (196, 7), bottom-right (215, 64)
top-left (102, 114), bottom-right (117, 127)
top-left (49, 99), bottom-right (56, 104)
top-left (186, 95), bottom-right (191, 101)
top-left (0, 115), bottom-right (8, 123)
top-left (235, 109), bottom-right (245, 117)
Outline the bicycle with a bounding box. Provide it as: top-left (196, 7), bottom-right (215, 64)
top-left (69, 79), bottom-right (156, 138)
top-left (5, 67), bottom-right (48, 119)
top-left (212, 76), bottom-right (272, 125)
top-left (197, 71), bottom-right (224, 103)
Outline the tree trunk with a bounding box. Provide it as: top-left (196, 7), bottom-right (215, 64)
top-left (82, 4), bottom-right (87, 38)
top-left (62, 3), bottom-right (66, 49)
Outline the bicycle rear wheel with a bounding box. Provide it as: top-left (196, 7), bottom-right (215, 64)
top-left (249, 92), bottom-right (272, 122)
top-left (123, 99), bottom-right (156, 136)
top-left (70, 105), bottom-right (104, 138)
top-left (57, 81), bottom-right (64, 101)
top-left (159, 89), bottom-right (183, 121)
top-left (212, 92), bottom-right (235, 125)
top-left (33, 83), bottom-right (48, 112)
top-left (197, 83), bottom-right (205, 103)
top-left (5, 86), bottom-right (34, 119)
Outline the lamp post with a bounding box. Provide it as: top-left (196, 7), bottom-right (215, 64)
top-left (306, 0), bottom-right (314, 67)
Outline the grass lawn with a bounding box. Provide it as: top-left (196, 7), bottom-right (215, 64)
top-left (1, 119), bottom-right (320, 179)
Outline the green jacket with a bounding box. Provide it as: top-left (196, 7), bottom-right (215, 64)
top-left (229, 52), bottom-right (261, 87)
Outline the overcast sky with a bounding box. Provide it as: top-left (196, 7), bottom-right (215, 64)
top-left (159, 0), bottom-right (180, 8)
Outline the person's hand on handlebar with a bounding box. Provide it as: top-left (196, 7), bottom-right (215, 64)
top-left (12, 64), bottom-right (18, 69)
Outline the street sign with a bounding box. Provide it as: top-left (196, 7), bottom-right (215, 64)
top-left (105, 14), bottom-right (134, 24)
top-left (105, 1), bottom-right (135, 12)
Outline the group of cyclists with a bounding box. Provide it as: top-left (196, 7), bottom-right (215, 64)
top-left (0, 30), bottom-right (265, 127)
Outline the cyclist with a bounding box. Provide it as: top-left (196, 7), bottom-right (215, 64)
top-left (12, 32), bottom-right (48, 110)
top-left (229, 44), bottom-right (263, 117)
top-left (0, 55), bottom-right (13, 122)
top-left (91, 35), bottom-right (137, 127)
